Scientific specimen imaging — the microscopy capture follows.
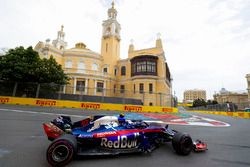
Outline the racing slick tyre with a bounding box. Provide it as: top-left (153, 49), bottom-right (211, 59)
top-left (46, 134), bottom-right (77, 167)
top-left (172, 132), bottom-right (193, 155)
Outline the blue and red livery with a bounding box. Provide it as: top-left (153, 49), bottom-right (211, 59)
top-left (43, 115), bottom-right (207, 167)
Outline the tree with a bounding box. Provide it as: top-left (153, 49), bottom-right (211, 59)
top-left (207, 100), bottom-right (212, 105)
top-left (193, 98), bottom-right (207, 107)
top-left (206, 100), bottom-right (218, 105)
top-left (37, 56), bottom-right (69, 84)
top-left (212, 100), bottom-right (218, 105)
top-left (0, 46), bottom-right (68, 84)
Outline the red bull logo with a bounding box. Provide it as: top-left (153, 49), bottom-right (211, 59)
top-left (101, 133), bottom-right (139, 149)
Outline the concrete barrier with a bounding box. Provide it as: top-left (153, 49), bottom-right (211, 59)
top-left (0, 96), bottom-right (178, 113)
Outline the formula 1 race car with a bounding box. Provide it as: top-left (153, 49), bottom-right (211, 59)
top-left (43, 114), bottom-right (207, 167)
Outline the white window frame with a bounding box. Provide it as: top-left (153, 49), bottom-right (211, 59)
top-left (65, 60), bottom-right (72, 68)
top-left (92, 63), bottom-right (98, 71)
top-left (78, 61), bottom-right (85, 73)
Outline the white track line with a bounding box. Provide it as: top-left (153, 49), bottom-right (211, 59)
top-left (0, 148), bottom-right (11, 158)
top-left (0, 108), bottom-right (230, 127)
top-left (0, 108), bottom-right (85, 118)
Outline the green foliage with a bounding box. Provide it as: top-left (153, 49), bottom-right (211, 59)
top-left (212, 100), bottom-right (218, 105)
top-left (0, 46), bottom-right (68, 84)
top-left (38, 56), bottom-right (69, 84)
top-left (207, 100), bottom-right (212, 105)
top-left (192, 99), bottom-right (218, 107)
top-left (192, 98), bottom-right (207, 107)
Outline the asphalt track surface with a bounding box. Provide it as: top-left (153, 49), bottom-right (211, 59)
top-left (0, 104), bottom-right (250, 167)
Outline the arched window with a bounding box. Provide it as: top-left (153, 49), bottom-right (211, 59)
top-left (107, 27), bottom-right (111, 32)
top-left (149, 83), bottom-right (153, 94)
top-left (139, 83), bottom-right (144, 94)
top-left (78, 61), bottom-right (85, 69)
top-left (92, 63), bottom-right (98, 71)
top-left (78, 61), bottom-right (85, 73)
top-left (103, 67), bottom-right (108, 73)
top-left (114, 68), bottom-right (118, 76)
top-left (120, 85), bottom-right (125, 93)
top-left (121, 66), bottom-right (126, 76)
top-left (65, 60), bottom-right (72, 68)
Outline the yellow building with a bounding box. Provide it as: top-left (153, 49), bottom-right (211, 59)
top-left (183, 89), bottom-right (206, 103)
top-left (34, 2), bottom-right (172, 106)
top-left (213, 88), bottom-right (248, 110)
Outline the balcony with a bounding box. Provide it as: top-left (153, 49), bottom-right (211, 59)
top-left (130, 55), bottom-right (158, 77)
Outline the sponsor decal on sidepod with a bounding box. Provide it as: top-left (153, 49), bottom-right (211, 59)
top-left (101, 133), bottom-right (139, 149)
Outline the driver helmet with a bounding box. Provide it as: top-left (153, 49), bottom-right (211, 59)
top-left (118, 113), bottom-right (126, 125)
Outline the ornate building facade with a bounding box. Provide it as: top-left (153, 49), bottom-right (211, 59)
top-left (183, 89), bottom-right (206, 103)
top-left (213, 88), bottom-right (248, 110)
top-left (34, 2), bottom-right (172, 106)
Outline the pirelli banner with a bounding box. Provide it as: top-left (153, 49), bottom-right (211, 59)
top-left (0, 96), bottom-right (178, 113)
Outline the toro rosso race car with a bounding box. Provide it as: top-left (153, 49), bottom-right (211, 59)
top-left (43, 114), bottom-right (207, 167)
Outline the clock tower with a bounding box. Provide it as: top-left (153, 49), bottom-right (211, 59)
top-left (101, 1), bottom-right (121, 75)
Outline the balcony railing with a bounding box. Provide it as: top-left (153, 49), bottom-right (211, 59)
top-left (64, 68), bottom-right (113, 78)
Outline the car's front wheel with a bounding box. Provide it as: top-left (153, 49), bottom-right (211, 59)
top-left (172, 132), bottom-right (193, 155)
top-left (46, 134), bottom-right (77, 167)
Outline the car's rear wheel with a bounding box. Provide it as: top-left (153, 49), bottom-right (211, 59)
top-left (46, 134), bottom-right (77, 167)
top-left (172, 132), bottom-right (193, 155)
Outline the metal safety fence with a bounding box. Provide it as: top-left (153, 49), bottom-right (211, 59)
top-left (188, 102), bottom-right (250, 112)
top-left (0, 81), bottom-right (172, 107)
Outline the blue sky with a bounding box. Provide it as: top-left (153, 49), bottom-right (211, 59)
top-left (0, 0), bottom-right (249, 100)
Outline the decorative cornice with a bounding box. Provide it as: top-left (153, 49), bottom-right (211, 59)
top-left (45, 45), bottom-right (64, 55)
top-left (131, 75), bottom-right (158, 80)
top-left (63, 53), bottom-right (103, 61)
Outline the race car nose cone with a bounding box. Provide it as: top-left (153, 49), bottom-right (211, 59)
top-left (193, 140), bottom-right (207, 152)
